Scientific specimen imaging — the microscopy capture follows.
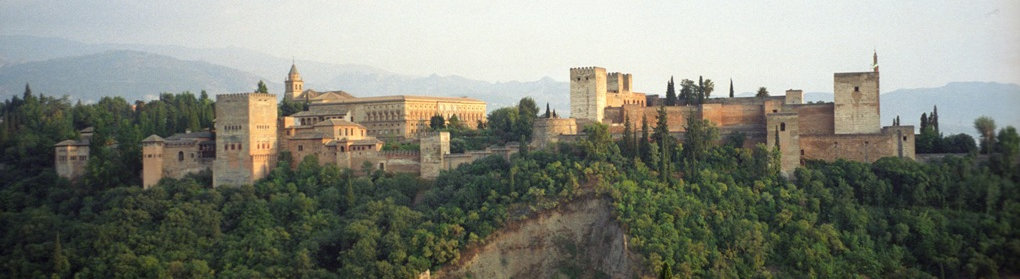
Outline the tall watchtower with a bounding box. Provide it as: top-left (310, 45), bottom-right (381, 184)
top-left (141, 135), bottom-right (165, 189)
top-left (833, 53), bottom-right (881, 134)
top-left (213, 93), bottom-right (279, 187)
top-left (569, 67), bottom-right (607, 124)
top-left (284, 63), bottom-right (304, 101)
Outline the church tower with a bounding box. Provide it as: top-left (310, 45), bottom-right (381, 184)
top-left (284, 62), bottom-right (304, 101)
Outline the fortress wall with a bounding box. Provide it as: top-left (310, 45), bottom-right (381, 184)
top-left (793, 103), bottom-right (836, 135)
top-left (532, 118), bottom-right (578, 150)
top-left (161, 144), bottom-right (213, 180)
top-left (701, 102), bottom-right (766, 128)
top-left (286, 138), bottom-right (331, 168)
top-left (800, 126), bottom-right (913, 163)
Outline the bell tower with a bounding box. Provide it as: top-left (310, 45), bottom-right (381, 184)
top-left (284, 62), bottom-right (304, 101)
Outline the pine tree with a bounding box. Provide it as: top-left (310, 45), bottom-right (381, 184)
top-left (665, 77), bottom-right (677, 106)
top-left (23, 83), bottom-right (32, 100)
top-left (544, 103), bottom-right (551, 118)
top-left (729, 79), bottom-right (734, 98)
top-left (932, 105), bottom-right (939, 132)
top-left (659, 262), bottom-right (673, 279)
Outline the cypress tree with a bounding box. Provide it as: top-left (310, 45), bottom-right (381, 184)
top-left (729, 79), bottom-right (734, 98)
top-left (665, 77), bottom-right (677, 106)
top-left (921, 112), bottom-right (928, 131)
top-left (698, 76), bottom-right (705, 104)
top-left (640, 115), bottom-right (651, 163)
top-left (622, 113), bottom-right (633, 157)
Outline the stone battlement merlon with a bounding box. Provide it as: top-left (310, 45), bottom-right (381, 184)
top-left (834, 72), bottom-right (878, 77)
top-left (216, 92), bottom-right (278, 100)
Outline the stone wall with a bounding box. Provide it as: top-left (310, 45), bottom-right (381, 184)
top-left (792, 103), bottom-right (835, 135)
top-left (55, 144), bottom-right (89, 181)
top-left (531, 117), bottom-right (578, 150)
top-left (800, 125), bottom-right (914, 163)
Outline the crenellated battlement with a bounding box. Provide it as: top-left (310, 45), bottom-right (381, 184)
top-left (216, 92), bottom-right (277, 101)
top-left (569, 66), bottom-right (603, 76)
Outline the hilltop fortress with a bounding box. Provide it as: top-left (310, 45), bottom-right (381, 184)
top-left (534, 52), bottom-right (915, 173)
top-left (55, 52), bottom-right (915, 185)
top-left (130, 64), bottom-right (502, 188)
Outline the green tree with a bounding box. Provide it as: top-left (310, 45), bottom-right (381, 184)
top-left (680, 79), bottom-right (696, 105)
top-left (430, 114), bottom-right (446, 130)
top-left (256, 80), bottom-right (269, 93)
top-left (703, 78), bottom-right (715, 99)
top-left (756, 87), bottom-right (769, 98)
top-left (640, 115), bottom-right (652, 163)
top-left (665, 77), bottom-right (677, 106)
top-left (651, 105), bottom-right (673, 178)
top-left (729, 79), bottom-right (734, 98)
top-left (621, 113), bottom-right (634, 157)
top-left (974, 116), bottom-right (996, 154)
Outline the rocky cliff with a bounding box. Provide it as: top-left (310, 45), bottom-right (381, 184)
top-left (434, 197), bottom-right (646, 279)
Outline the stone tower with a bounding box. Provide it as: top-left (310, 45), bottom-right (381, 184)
top-left (569, 67), bottom-right (607, 124)
top-left (833, 54), bottom-right (881, 134)
top-left (766, 112), bottom-right (800, 174)
top-left (419, 131), bottom-right (450, 179)
top-left (141, 135), bottom-right (165, 189)
top-left (213, 93), bottom-right (279, 187)
top-left (284, 63), bottom-right (304, 101)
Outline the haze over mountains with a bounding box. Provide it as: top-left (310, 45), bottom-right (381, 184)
top-left (0, 35), bottom-right (1016, 136)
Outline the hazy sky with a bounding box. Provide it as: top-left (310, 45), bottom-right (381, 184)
top-left (1, 0), bottom-right (1018, 94)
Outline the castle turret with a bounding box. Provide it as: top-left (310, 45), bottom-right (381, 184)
top-left (142, 135), bottom-right (165, 189)
top-left (284, 63), bottom-right (304, 101)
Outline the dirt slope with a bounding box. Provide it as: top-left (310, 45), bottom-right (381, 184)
top-left (434, 197), bottom-right (646, 279)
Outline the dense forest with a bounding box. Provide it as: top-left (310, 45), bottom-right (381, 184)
top-left (1, 85), bottom-right (1017, 278)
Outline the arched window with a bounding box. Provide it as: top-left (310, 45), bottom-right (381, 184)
top-left (780, 122), bottom-right (786, 131)
top-left (178, 151), bottom-right (184, 161)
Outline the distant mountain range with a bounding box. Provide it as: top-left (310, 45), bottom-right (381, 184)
top-left (0, 35), bottom-right (1016, 136)
top-left (0, 50), bottom-right (270, 101)
top-left (0, 35), bottom-right (566, 110)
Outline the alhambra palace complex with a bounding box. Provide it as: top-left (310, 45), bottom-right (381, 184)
top-left (55, 53), bottom-right (915, 187)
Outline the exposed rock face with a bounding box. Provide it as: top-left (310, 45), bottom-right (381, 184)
top-left (435, 197), bottom-right (645, 279)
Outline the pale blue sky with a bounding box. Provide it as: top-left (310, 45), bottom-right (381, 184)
top-left (1, 0), bottom-right (1017, 94)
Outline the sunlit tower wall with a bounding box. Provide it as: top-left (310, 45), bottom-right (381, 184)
top-left (213, 93), bottom-right (279, 187)
top-left (570, 67), bottom-right (607, 124)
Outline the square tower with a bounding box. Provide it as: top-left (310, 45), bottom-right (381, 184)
top-left (569, 67), bottom-right (607, 124)
top-left (833, 72), bottom-right (880, 134)
top-left (213, 93), bottom-right (279, 187)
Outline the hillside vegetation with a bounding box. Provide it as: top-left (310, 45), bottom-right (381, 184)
top-left (0, 90), bottom-right (1017, 278)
